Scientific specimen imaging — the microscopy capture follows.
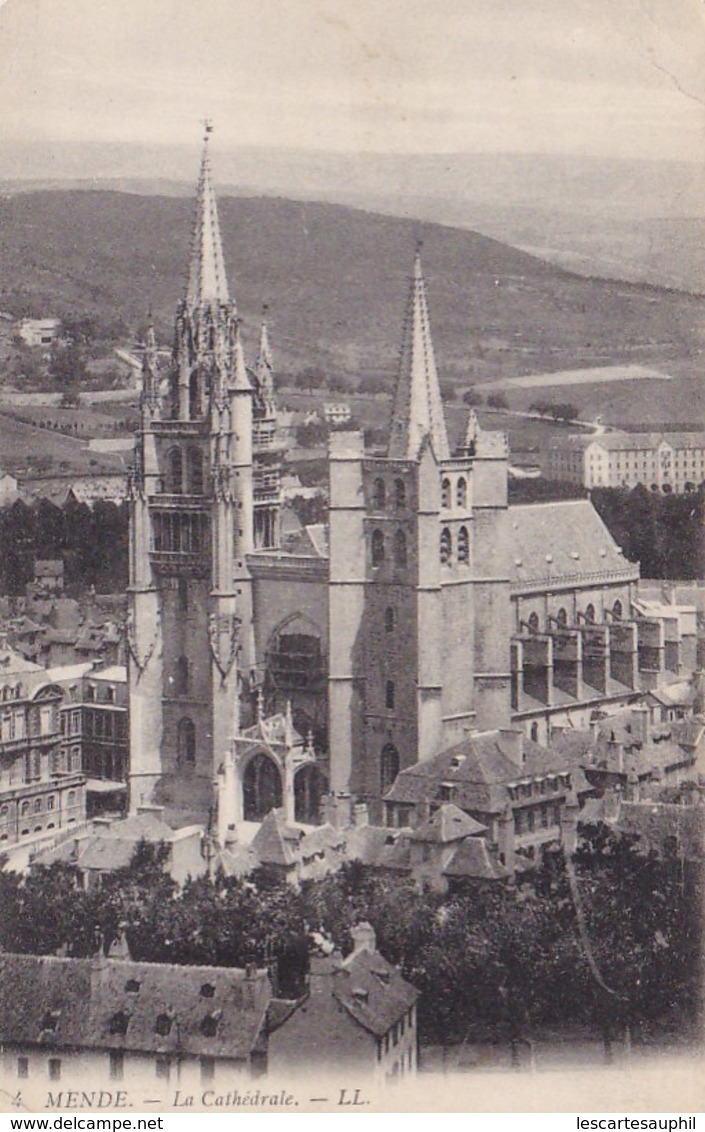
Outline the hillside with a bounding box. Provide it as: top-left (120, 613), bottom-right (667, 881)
top-left (1, 191), bottom-right (704, 390)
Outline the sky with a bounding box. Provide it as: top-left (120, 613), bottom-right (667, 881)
top-left (0, 0), bottom-right (704, 160)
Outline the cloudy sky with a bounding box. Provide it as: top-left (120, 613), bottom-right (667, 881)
top-left (0, 0), bottom-right (703, 160)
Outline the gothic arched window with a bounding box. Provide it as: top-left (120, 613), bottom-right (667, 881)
top-left (528, 611), bottom-right (540, 632)
top-left (380, 743), bottom-right (400, 793)
top-left (530, 722), bottom-right (539, 742)
top-left (394, 529), bottom-right (407, 567)
top-left (384, 607), bottom-right (395, 633)
top-left (395, 479), bottom-right (406, 509)
top-left (385, 680), bottom-right (395, 710)
top-left (177, 717), bottom-right (196, 768)
top-left (556, 607), bottom-right (568, 627)
top-left (187, 447), bottom-right (204, 495)
top-left (456, 477), bottom-right (467, 509)
top-left (372, 478), bottom-right (386, 509)
top-left (612, 599), bottom-right (623, 621)
top-left (440, 528), bottom-right (452, 565)
top-left (167, 447), bottom-right (183, 494)
top-left (458, 526), bottom-right (469, 564)
top-left (585, 603), bottom-right (596, 625)
top-left (174, 656), bottom-right (189, 696)
top-left (441, 478), bottom-right (451, 509)
top-left (371, 529), bottom-right (385, 567)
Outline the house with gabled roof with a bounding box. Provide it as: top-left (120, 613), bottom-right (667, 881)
top-left (267, 923), bottom-right (418, 1082)
top-left (0, 951), bottom-right (271, 1100)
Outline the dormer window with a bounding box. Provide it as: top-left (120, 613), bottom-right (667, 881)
top-left (41, 1010), bottom-right (60, 1032)
top-left (155, 1013), bottom-right (172, 1037)
top-left (125, 979), bottom-right (141, 994)
top-left (109, 1011), bottom-right (130, 1036)
top-left (200, 1013), bottom-right (220, 1037)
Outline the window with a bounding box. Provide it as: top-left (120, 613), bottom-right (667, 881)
top-left (105, 686), bottom-right (115, 704)
top-left (527, 612), bottom-right (539, 632)
top-left (86, 685), bottom-right (95, 703)
top-left (530, 722), bottom-right (539, 742)
top-left (200, 1014), bottom-right (218, 1038)
top-left (167, 447), bottom-right (183, 493)
top-left (174, 656), bottom-right (190, 696)
top-left (458, 526), bottom-right (469, 565)
top-left (177, 718), bottom-right (196, 768)
top-left (371, 529), bottom-right (385, 567)
top-left (48, 1059), bottom-right (61, 1081)
top-left (440, 528), bottom-right (452, 565)
top-left (200, 983), bottom-right (215, 999)
top-left (200, 1057), bottom-right (215, 1082)
top-left (67, 790), bottom-right (76, 806)
top-left (21, 801), bottom-right (30, 816)
top-left (109, 1012), bottom-right (130, 1037)
top-left (109, 1051), bottom-right (124, 1081)
top-left (188, 447), bottom-right (204, 494)
top-left (394, 479), bottom-right (406, 509)
top-left (456, 477), bottom-right (467, 509)
top-left (384, 607), bottom-right (395, 633)
top-left (178, 578), bottom-right (189, 613)
top-left (393, 530), bottom-right (407, 567)
top-left (556, 608), bottom-right (568, 627)
top-left (155, 1013), bottom-right (172, 1037)
top-left (441, 478), bottom-right (451, 508)
top-left (585, 603), bottom-right (596, 625)
top-left (125, 979), bottom-right (141, 994)
top-left (17, 1057), bottom-right (29, 1079)
top-left (372, 478), bottom-right (386, 509)
top-left (39, 705), bottom-right (54, 736)
top-left (385, 681), bottom-right (395, 710)
top-left (380, 744), bottom-right (400, 793)
top-left (155, 1056), bottom-right (170, 1080)
top-left (612, 599), bottom-right (623, 621)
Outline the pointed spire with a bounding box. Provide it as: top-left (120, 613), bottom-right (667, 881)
top-left (186, 122), bottom-right (229, 308)
top-left (388, 248), bottom-right (450, 462)
top-left (255, 307), bottom-right (274, 397)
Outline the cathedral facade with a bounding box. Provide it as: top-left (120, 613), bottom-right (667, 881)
top-left (127, 136), bottom-right (696, 832)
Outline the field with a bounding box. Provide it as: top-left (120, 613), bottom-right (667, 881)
top-left (0, 411), bottom-right (126, 476)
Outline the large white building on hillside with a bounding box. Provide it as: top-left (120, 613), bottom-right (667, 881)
top-left (543, 430), bottom-right (705, 493)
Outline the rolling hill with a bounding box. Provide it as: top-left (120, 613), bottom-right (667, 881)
top-left (1, 190), bottom-right (704, 394)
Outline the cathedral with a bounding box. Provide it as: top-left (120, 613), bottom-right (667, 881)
top-left (127, 133), bottom-right (697, 833)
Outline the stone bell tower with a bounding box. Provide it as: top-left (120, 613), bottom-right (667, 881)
top-left (127, 126), bottom-right (264, 822)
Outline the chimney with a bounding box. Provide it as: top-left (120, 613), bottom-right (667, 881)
top-left (352, 802), bottom-right (369, 828)
top-left (350, 921), bottom-right (376, 956)
top-left (499, 728), bottom-right (524, 767)
top-left (631, 704), bottom-right (650, 745)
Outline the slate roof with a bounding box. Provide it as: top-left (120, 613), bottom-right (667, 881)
top-left (333, 949), bottom-right (418, 1037)
top-left (507, 501), bottom-right (636, 587)
top-left (0, 953), bottom-right (271, 1060)
top-left (443, 838), bottom-right (512, 881)
top-left (386, 730), bottom-right (580, 815)
top-left (409, 803), bottom-right (486, 842)
top-left (251, 809), bottom-right (304, 868)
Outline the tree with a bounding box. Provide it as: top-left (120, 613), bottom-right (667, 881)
top-left (487, 392), bottom-right (509, 410)
top-left (48, 341), bottom-right (87, 390)
top-left (296, 367), bottom-right (325, 394)
top-left (549, 402), bottom-right (580, 423)
top-left (440, 383), bottom-right (456, 402)
top-left (357, 376), bottom-right (380, 396)
top-left (463, 388), bottom-right (483, 407)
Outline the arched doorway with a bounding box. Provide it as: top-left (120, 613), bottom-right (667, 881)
top-left (243, 752), bottom-right (282, 821)
top-left (294, 764), bottom-right (327, 824)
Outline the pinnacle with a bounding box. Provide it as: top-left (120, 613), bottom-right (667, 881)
top-left (388, 250), bottom-right (450, 462)
top-left (185, 130), bottom-right (230, 308)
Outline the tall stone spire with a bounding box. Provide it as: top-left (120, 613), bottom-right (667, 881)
top-left (388, 249), bottom-right (450, 462)
top-left (186, 122), bottom-right (230, 309)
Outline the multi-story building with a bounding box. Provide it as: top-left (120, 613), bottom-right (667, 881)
top-left (0, 645), bottom-right (86, 852)
top-left (543, 430), bottom-right (705, 493)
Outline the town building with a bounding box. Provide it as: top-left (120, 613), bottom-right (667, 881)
top-left (0, 952), bottom-right (271, 1096)
top-left (543, 430), bottom-right (705, 494)
top-left (267, 923), bottom-right (418, 1082)
top-left (18, 317), bottom-right (61, 348)
top-left (126, 132), bottom-right (701, 839)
